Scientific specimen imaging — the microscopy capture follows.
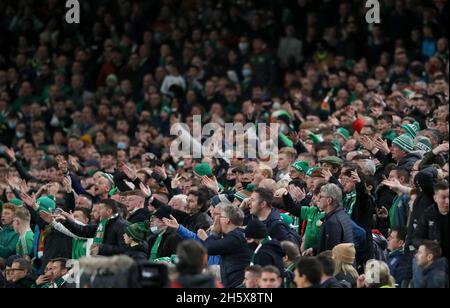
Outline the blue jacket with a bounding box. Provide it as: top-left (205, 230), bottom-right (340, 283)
top-left (419, 258), bottom-right (448, 288)
top-left (387, 249), bottom-right (407, 285)
top-left (176, 225), bottom-right (220, 266)
top-left (204, 228), bottom-right (252, 288)
top-left (318, 206), bottom-right (354, 253)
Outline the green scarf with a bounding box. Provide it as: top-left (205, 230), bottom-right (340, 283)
top-left (389, 196), bottom-right (401, 228)
top-left (72, 238), bottom-right (87, 260)
top-left (149, 232), bottom-right (165, 262)
top-left (343, 190), bottom-right (357, 216)
top-left (250, 236), bottom-right (271, 265)
top-left (93, 214), bottom-right (118, 245)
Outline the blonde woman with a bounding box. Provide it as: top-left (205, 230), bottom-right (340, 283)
top-left (332, 243), bottom-right (359, 288)
top-left (357, 259), bottom-right (396, 288)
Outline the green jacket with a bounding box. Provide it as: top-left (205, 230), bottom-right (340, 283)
top-left (17, 230), bottom-right (34, 257)
top-left (300, 206), bottom-right (325, 250)
top-left (0, 226), bottom-right (19, 258)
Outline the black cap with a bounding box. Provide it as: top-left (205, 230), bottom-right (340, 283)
top-left (244, 219), bottom-right (268, 239)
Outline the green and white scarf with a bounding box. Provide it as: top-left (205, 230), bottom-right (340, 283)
top-left (93, 214), bottom-right (118, 245)
top-left (250, 236), bottom-right (272, 265)
top-left (149, 231), bottom-right (165, 262)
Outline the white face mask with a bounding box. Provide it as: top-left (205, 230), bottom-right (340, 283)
top-left (150, 226), bottom-right (162, 234)
top-left (239, 42), bottom-right (249, 53)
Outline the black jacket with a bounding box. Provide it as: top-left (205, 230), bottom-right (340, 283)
top-left (253, 239), bottom-right (285, 277)
top-left (321, 277), bottom-right (350, 288)
top-left (147, 228), bottom-right (182, 260)
top-left (183, 212), bottom-right (213, 233)
top-left (125, 241), bottom-right (149, 261)
top-left (62, 215), bottom-right (129, 256)
top-left (261, 208), bottom-right (297, 243)
top-left (406, 168), bottom-right (437, 250)
top-left (318, 206), bottom-right (354, 253)
top-left (28, 208), bottom-right (72, 269)
top-left (128, 208), bottom-right (151, 224)
top-left (172, 274), bottom-right (221, 288)
top-left (5, 275), bottom-right (35, 288)
top-left (420, 258), bottom-right (449, 288)
top-left (204, 228), bottom-right (252, 288)
top-left (413, 204), bottom-right (449, 260)
top-left (374, 151), bottom-right (421, 172)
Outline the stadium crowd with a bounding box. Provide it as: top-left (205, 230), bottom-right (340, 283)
top-left (0, 0), bottom-right (448, 288)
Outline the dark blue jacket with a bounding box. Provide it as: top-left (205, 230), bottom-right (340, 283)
top-left (261, 209), bottom-right (301, 244)
top-left (253, 239), bottom-right (285, 277)
top-left (420, 258), bottom-right (448, 288)
top-left (318, 206), bottom-right (354, 253)
top-left (204, 228), bottom-right (252, 288)
top-left (387, 249), bottom-right (407, 285)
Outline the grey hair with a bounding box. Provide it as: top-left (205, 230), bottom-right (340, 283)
top-left (218, 203), bottom-right (245, 226)
top-left (170, 194), bottom-right (188, 204)
top-left (320, 184), bottom-right (343, 207)
top-left (362, 159), bottom-right (376, 176)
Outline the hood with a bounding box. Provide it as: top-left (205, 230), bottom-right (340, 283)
top-left (176, 274), bottom-right (217, 288)
top-left (414, 167), bottom-right (438, 198)
top-left (263, 240), bottom-right (285, 257)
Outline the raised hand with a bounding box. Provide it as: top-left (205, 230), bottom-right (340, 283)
top-left (39, 210), bottom-right (53, 224)
top-left (274, 188), bottom-right (288, 199)
top-left (288, 185), bottom-right (306, 203)
top-left (162, 215), bottom-right (179, 230)
top-left (121, 163), bottom-right (137, 181)
top-left (351, 171), bottom-right (361, 184)
top-left (433, 142), bottom-right (449, 155)
top-left (359, 135), bottom-right (375, 152)
top-left (21, 192), bottom-right (37, 210)
top-left (138, 182), bottom-right (152, 198)
top-left (5, 148), bottom-right (16, 162)
top-left (374, 137), bottom-right (390, 154)
top-left (153, 166), bottom-right (167, 180)
top-left (201, 176), bottom-right (219, 194)
top-left (197, 229), bottom-right (208, 241)
top-left (62, 176), bottom-right (72, 193)
top-left (321, 169), bottom-right (333, 182)
top-left (171, 173), bottom-right (182, 189)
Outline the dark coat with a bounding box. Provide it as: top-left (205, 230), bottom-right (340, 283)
top-left (128, 208), bottom-right (151, 224)
top-left (62, 215), bottom-right (129, 256)
top-left (171, 274), bottom-right (222, 288)
top-left (5, 275), bottom-right (35, 288)
top-left (321, 277), bottom-right (350, 288)
top-left (413, 204), bottom-right (449, 260)
top-left (124, 241), bottom-right (149, 261)
top-left (406, 168), bottom-right (437, 250)
top-left (318, 206), bottom-right (354, 253)
top-left (204, 228), bottom-right (252, 288)
top-left (183, 212), bottom-right (213, 233)
top-left (420, 258), bottom-right (449, 288)
top-left (147, 228), bottom-right (182, 260)
top-left (253, 239), bottom-right (285, 277)
top-left (261, 208), bottom-right (297, 243)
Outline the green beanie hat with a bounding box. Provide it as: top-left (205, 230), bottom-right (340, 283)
top-left (126, 222), bottom-right (149, 242)
top-left (36, 195), bottom-right (56, 213)
top-left (392, 134), bottom-right (414, 153)
top-left (193, 163), bottom-right (213, 177)
top-left (402, 121), bottom-right (420, 138)
top-left (331, 139), bottom-right (342, 154)
top-left (9, 198), bottom-right (23, 207)
top-left (291, 161), bottom-right (309, 173)
top-left (336, 127), bottom-right (350, 141)
top-left (309, 132), bottom-right (323, 144)
top-left (414, 136), bottom-right (432, 153)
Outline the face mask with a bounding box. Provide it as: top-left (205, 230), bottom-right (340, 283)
top-left (117, 142), bottom-right (127, 150)
top-left (16, 132), bottom-right (25, 139)
top-left (227, 179), bottom-right (236, 187)
top-left (150, 226), bottom-right (162, 234)
top-left (247, 242), bottom-right (258, 251)
top-left (241, 181), bottom-right (251, 190)
top-left (8, 121), bottom-right (16, 129)
top-left (242, 68), bottom-right (252, 78)
top-left (279, 123), bottom-right (288, 134)
top-left (239, 42), bottom-right (249, 53)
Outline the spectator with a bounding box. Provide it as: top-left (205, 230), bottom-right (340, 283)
top-left (259, 265), bottom-right (282, 289)
top-left (294, 257), bottom-right (322, 288)
top-left (241, 265), bottom-right (262, 289)
top-left (415, 241), bottom-right (448, 288)
top-left (332, 243), bottom-right (359, 288)
top-left (317, 184), bottom-right (354, 253)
